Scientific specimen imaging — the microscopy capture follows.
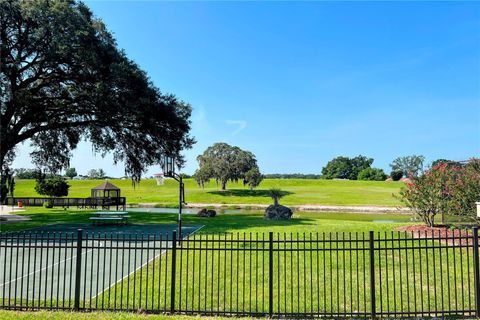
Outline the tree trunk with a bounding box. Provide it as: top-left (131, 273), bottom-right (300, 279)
top-left (274, 198), bottom-right (279, 206)
top-left (221, 181), bottom-right (226, 191)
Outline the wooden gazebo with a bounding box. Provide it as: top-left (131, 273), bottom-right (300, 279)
top-left (91, 181), bottom-right (121, 199)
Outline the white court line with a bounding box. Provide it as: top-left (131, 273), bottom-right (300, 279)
top-left (0, 240), bottom-right (103, 288)
top-left (91, 225), bottom-right (205, 300)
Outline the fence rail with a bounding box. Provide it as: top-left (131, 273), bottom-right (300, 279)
top-left (5, 197), bottom-right (126, 210)
top-left (0, 228), bottom-right (478, 317)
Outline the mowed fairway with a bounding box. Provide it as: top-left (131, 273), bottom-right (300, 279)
top-left (13, 179), bottom-right (404, 207)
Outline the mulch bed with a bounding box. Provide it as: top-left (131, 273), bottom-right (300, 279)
top-left (395, 225), bottom-right (474, 246)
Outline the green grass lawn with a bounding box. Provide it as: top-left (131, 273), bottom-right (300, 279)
top-left (1, 207), bottom-right (474, 317)
top-left (0, 310), bottom-right (243, 320)
top-left (12, 178), bottom-right (405, 207)
top-left (0, 206), bottom-right (413, 233)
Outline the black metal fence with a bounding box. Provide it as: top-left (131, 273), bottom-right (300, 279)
top-left (5, 197), bottom-right (126, 210)
top-left (0, 228), bottom-right (478, 317)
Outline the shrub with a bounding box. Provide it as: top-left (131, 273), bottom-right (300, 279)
top-left (390, 170), bottom-right (403, 181)
top-left (445, 160), bottom-right (480, 221)
top-left (268, 188), bottom-right (286, 206)
top-left (43, 200), bottom-right (53, 209)
top-left (396, 168), bottom-right (447, 227)
top-left (357, 168), bottom-right (387, 181)
top-left (396, 159), bottom-right (480, 226)
top-left (35, 176), bottom-right (70, 198)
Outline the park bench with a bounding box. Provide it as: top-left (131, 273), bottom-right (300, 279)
top-left (90, 211), bottom-right (130, 225)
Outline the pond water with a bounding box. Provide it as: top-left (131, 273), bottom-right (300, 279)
top-left (127, 207), bottom-right (243, 215)
top-left (128, 207), bottom-right (409, 222)
top-left (372, 220), bottom-right (396, 223)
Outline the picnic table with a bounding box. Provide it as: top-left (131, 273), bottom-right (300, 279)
top-left (89, 211), bottom-right (130, 225)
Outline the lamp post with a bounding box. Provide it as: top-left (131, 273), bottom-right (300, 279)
top-left (162, 156), bottom-right (185, 241)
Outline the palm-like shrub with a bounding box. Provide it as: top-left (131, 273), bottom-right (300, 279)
top-left (268, 188), bottom-right (285, 206)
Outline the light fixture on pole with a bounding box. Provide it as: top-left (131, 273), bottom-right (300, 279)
top-left (161, 155), bottom-right (185, 241)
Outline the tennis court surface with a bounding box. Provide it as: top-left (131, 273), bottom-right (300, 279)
top-left (0, 223), bottom-right (203, 303)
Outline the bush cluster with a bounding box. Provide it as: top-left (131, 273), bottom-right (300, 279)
top-left (390, 170), bottom-right (403, 181)
top-left (396, 159), bottom-right (480, 226)
top-left (357, 168), bottom-right (387, 181)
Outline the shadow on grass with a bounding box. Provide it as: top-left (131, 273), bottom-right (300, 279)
top-left (208, 189), bottom-right (294, 198)
top-left (183, 215), bottom-right (316, 233)
top-left (1, 208), bottom-right (314, 234)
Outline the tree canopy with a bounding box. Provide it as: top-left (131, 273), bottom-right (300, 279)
top-left (0, 0), bottom-right (194, 200)
top-left (194, 143), bottom-right (260, 190)
top-left (87, 168), bottom-right (106, 179)
top-left (390, 155), bottom-right (425, 177)
top-left (65, 167), bottom-right (77, 179)
top-left (244, 167), bottom-right (263, 190)
top-left (357, 167), bottom-right (387, 181)
top-left (35, 174), bottom-right (70, 198)
top-left (321, 155), bottom-right (374, 180)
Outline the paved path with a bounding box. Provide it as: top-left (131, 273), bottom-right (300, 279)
top-left (0, 205), bottom-right (30, 224)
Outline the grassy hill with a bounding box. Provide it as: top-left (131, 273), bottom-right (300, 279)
top-left (13, 178), bottom-right (405, 207)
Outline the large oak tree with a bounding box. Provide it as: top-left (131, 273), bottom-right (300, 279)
top-left (195, 143), bottom-right (260, 190)
top-left (0, 0), bottom-right (194, 200)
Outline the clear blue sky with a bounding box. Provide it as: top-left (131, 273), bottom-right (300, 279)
top-left (14, 1), bottom-right (480, 176)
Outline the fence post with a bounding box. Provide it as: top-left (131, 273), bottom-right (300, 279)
top-left (170, 231), bottom-right (177, 313)
top-left (74, 229), bottom-right (83, 310)
top-left (473, 227), bottom-right (480, 317)
top-left (369, 231), bottom-right (376, 318)
top-left (268, 232), bottom-right (273, 317)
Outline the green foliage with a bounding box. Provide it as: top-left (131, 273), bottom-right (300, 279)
top-left (43, 200), bottom-right (53, 209)
top-left (35, 176), bottom-right (70, 198)
top-left (195, 143), bottom-right (260, 190)
top-left (396, 170), bottom-right (448, 227)
top-left (322, 156), bottom-right (351, 179)
top-left (390, 155), bottom-right (425, 177)
top-left (87, 169), bottom-right (106, 179)
top-left (357, 168), bottom-right (387, 181)
top-left (431, 159), bottom-right (463, 169)
top-left (194, 165), bottom-right (211, 189)
top-left (321, 155), bottom-right (373, 180)
top-left (14, 168), bottom-right (38, 179)
top-left (244, 167), bottom-right (263, 190)
top-left (390, 170), bottom-right (403, 181)
top-left (0, 167), bottom-right (14, 203)
top-left (446, 160), bottom-right (480, 221)
top-left (65, 168), bottom-right (78, 179)
top-left (0, 0), bottom-right (193, 183)
top-left (268, 188), bottom-right (287, 206)
top-left (396, 159), bottom-right (480, 226)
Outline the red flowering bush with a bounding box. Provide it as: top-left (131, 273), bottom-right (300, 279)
top-left (397, 159), bottom-right (480, 227)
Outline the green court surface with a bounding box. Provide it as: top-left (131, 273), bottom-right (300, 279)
top-left (0, 224), bottom-right (203, 304)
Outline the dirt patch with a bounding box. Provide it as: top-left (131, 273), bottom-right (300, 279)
top-left (395, 225), bottom-right (474, 246)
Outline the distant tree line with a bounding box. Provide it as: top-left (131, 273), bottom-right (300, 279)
top-left (320, 154), bottom-right (441, 181)
top-left (13, 167), bottom-right (114, 180)
top-left (263, 173), bottom-right (322, 179)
